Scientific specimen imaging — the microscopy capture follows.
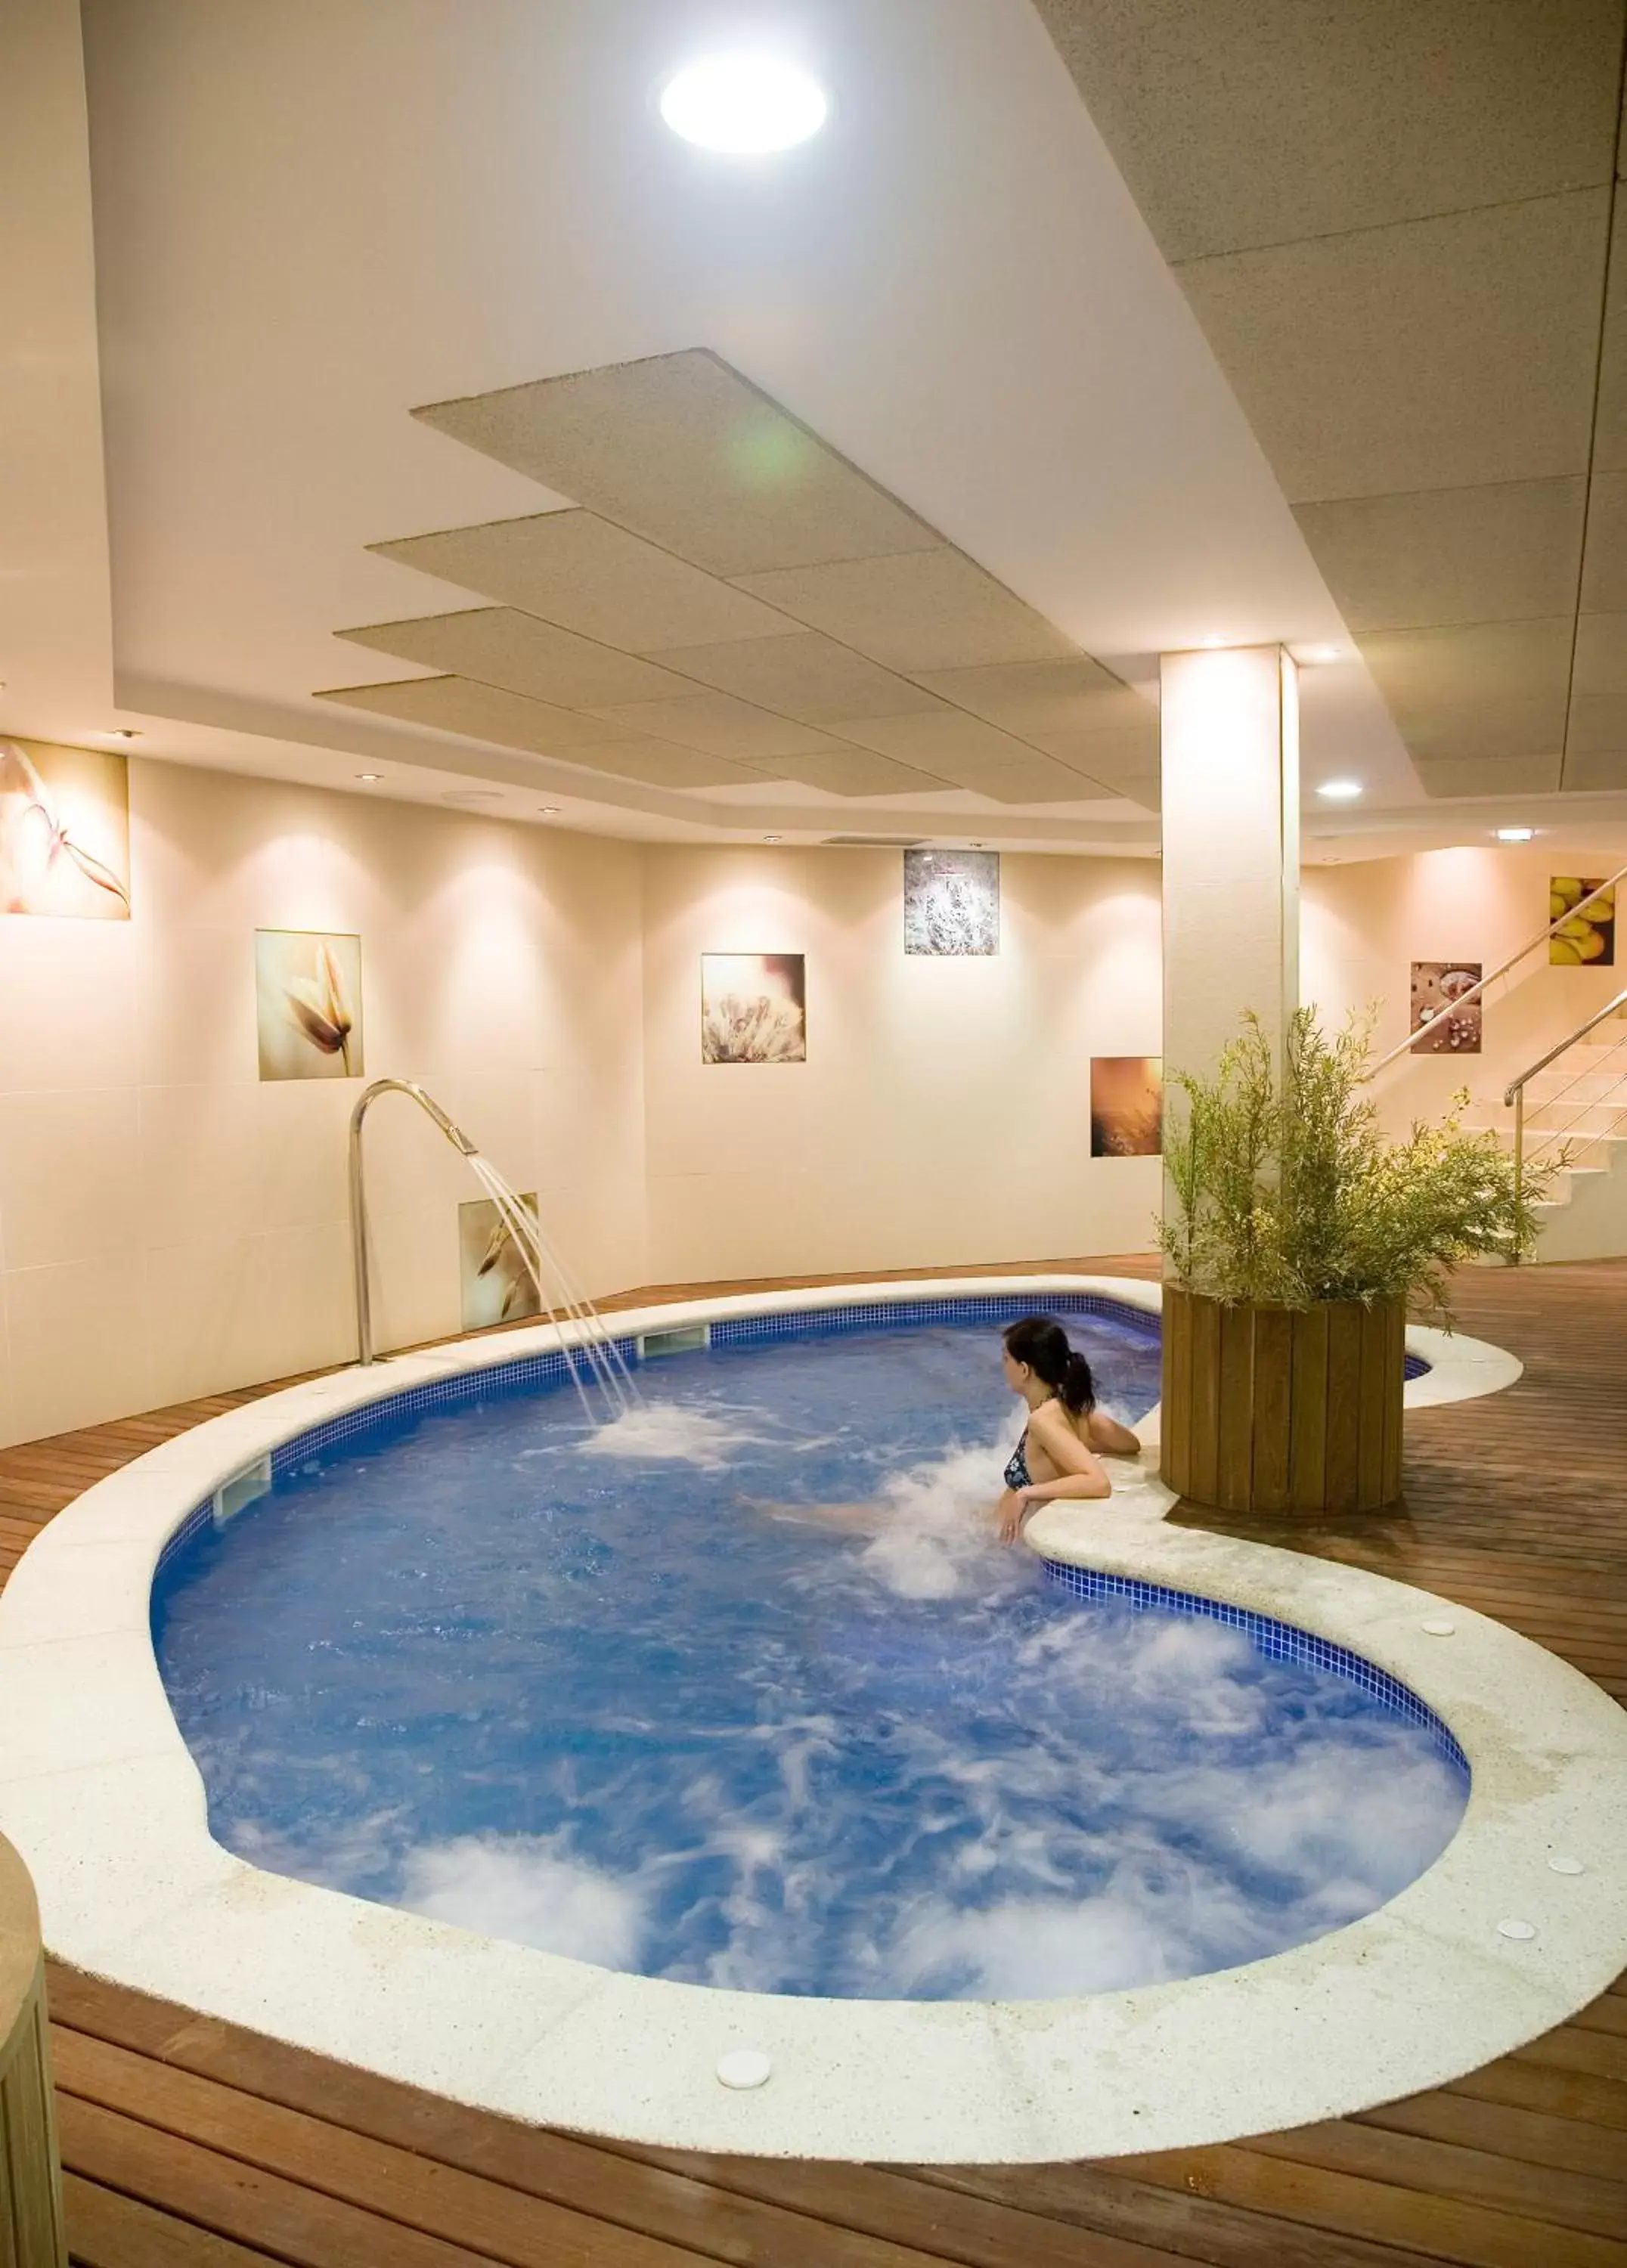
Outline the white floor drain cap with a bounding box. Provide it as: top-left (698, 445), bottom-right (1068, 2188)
top-left (1548, 1856), bottom-right (1585, 1876)
top-left (717, 2050), bottom-right (773, 2090)
top-left (1420, 1619), bottom-right (1455, 1636)
top-left (1496, 1919), bottom-right (1537, 1941)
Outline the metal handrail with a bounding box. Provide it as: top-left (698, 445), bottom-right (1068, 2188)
top-left (349, 1080), bottom-right (479, 1366)
top-left (1502, 989), bottom-right (1627, 1224)
top-left (1364, 864), bottom-right (1626, 1083)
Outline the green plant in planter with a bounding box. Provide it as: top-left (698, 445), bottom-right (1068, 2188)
top-left (1157, 1006), bottom-right (1550, 1324)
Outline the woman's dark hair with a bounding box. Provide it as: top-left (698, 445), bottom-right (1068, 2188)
top-left (1003, 1315), bottom-right (1096, 1416)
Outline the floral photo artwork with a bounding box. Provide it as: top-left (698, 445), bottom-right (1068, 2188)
top-left (255, 930), bottom-right (364, 1080)
top-left (1549, 878), bottom-right (1615, 967)
top-left (0, 739), bottom-right (132, 919)
top-left (459, 1193), bottom-right (542, 1331)
top-left (702, 953), bottom-right (806, 1063)
top-left (1410, 962), bottom-right (1483, 1054)
top-left (1089, 1057), bottom-right (1164, 1156)
top-left (903, 849), bottom-right (999, 955)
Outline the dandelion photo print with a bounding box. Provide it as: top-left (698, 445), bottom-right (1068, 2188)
top-left (255, 930), bottom-right (364, 1080)
top-left (0, 738), bottom-right (132, 919)
top-left (903, 848), bottom-right (998, 956)
top-left (1089, 1057), bottom-right (1163, 1157)
top-left (702, 953), bottom-right (806, 1064)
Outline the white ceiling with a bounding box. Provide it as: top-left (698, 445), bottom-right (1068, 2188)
top-left (5, 0), bottom-right (1626, 859)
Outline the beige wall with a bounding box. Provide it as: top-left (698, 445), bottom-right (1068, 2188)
top-left (641, 846), bottom-right (1164, 1284)
top-left (0, 762), bottom-right (646, 1447)
top-left (1302, 847), bottom-right (1623, 1131)
top-left (2, 763), bottom-right (1613, 1451)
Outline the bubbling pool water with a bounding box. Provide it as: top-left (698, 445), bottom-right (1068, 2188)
top-left (155, 1312), bottom-right (1467, 1999)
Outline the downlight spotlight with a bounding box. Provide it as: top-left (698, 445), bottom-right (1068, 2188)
top-left (1316, 779), bottom-right (1363, 801)
top-left (659, 57), bottom-right (828, 153)
top-left (1495, 826), bottom-right (1536, 842)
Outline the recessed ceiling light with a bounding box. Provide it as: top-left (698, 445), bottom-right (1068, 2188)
top-left (763, 833), bottom-right (784, 844)
top-left (538, 806), bottom-right (561, 816)
top-left (356, 772), bottom-right (381, 782)
top-left (659, 56), bottom-right (828, 153)
top-left (1200, 636), bottom-right (1229, 649)
top-left (106, 727), bottom-right (142, 739)
top-left (1316, 779), bottom-right (1363, 801)
top-left (1300, 644), bottom-right (1343, 664)
top-left (1495, 826), bottom-right (1536, 842)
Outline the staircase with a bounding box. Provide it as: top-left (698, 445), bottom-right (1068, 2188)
top-left (1474, 1007), bottom-right (1627, 1263)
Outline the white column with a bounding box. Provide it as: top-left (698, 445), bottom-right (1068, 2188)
top-left (1160, 644), bottom-right (1300, 1089)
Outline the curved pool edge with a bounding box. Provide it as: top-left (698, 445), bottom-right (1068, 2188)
top-left (2, 1272), bottom-right (1621, 2166)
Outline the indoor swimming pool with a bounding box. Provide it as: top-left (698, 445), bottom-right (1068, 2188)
top-left (153, 1298), bottom-right (1469, 2001)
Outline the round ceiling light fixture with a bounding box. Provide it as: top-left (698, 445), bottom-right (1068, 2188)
top-left (538, 806), bottom-right (561, 817)
top-left (659, 56), bottom-right (828, 153)
top-left (1300, 643), bottom-right (1343, 664)
top-left (1316, 778), bottom-right (1363, 801)
top-left (762, 833), bottom-right (784, 844)
top-left (1495, 826), bottom-right (1536, 842)
top-left (356, 772), bottom-right (381, 783)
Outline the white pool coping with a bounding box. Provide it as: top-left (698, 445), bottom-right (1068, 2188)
top-left (2, 1274), bottom-right (1622, 2164)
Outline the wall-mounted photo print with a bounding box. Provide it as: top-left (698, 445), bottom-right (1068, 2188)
top-left (0, 739), bottom-right (132, 920)
top-left (459, 1193), bottom-right (542, 1331)
top-left (1550, 877), bottom-right (1615, 967)
top-left (255, 930), bottom-right (364, 1080)
top-left (702, 953), bottom-right (807, 1063)
top-left (1090, 1056), bottom-right (1163, 1157)
top-left (1410, 962), bottom-right (1483, 1054)
top-left (903, 848), bottom-right (999, 956)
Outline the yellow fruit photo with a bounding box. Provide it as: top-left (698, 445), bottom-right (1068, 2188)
top-left (1548, 878), bottom-right (1616, 969)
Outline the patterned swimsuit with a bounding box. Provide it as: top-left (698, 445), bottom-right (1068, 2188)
top-left (1003, 1393), bottom-right (1058, 1492)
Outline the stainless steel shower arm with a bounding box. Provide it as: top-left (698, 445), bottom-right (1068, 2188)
top-left (349, 1080), bottom-right (480, 1366)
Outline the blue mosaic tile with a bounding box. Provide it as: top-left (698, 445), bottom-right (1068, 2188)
top-left (710, 1292), bottom-right (1162, 1349)
top-left (1040, 1558), bottom-right (1469, 1780)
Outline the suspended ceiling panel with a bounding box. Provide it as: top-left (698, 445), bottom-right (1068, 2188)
top-left (336, 609), bottom-right (698, 708)
top-left (584, 692), bottom-right (856, 763)
top-left (412, 349), bottom-right (941, 580)
top-left (325, 349), bottom-right (1157, 811)
top-left (733, 549), bottom-right (1080, 674)
top-left (545, 741), bottom-right (760, 790)
top-left (1175, 194), bottom-right (1608, 504)
top-left (315, 675), bottom-right (649, 754)
top-left (370, 511), bottom-right (791, 654)
top-left (748, 749), bottom-right (948, 797)
top-left (1029, 0), bottom-right (1623, 262)
top-left (643, 631), bottom-right (946, 724)
top-left (1581, 473), bottom-right (1627, 609)
top-left (1292, 482), bottom-right (1588, 634)
top-left (1034, 0), bottom-right (1627, 798)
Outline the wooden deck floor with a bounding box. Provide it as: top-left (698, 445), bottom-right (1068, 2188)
top-left (3, 1258), bottom-right (1625, 2267)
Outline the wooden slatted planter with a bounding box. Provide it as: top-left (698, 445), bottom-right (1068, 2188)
top-left (1161, 1285), bottom-right (1405, 1514)
top-left (0, 1834), bottom-right (67, 2266)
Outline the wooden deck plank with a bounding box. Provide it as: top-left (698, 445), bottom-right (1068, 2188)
top-left (3, 1253), bottom-right (1625, 2268)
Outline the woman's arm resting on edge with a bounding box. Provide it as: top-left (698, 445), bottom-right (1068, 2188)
top-left (1086, 1409), bottom-right (1141, 1457)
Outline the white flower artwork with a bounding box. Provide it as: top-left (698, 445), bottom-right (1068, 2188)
top-left (701, 953), bottom-right (807, 1063)
top-left (903, 850), bottom-right (999, 956)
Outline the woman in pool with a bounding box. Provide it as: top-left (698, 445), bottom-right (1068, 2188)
top-left (996, 1314), bottom-right (1140, 1543)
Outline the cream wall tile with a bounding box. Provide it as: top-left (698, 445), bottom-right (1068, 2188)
top-left (138, 1085), bottom-right (262, 1249)
top-left (0, 1090), bottom-right (143, 1269)
top-left (0, 921), bottom-right (141, 1094)
top-left (4, 1256), bottom-right (152, 1442)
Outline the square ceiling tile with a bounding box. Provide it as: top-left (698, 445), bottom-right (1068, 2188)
top-left (369, 512), bottom-right (792, 652)
top-left (1027, 720), bottom-right (1161, 772)
top-left (1031, 0), bottom-right (1624, 262)
top-left (1294, 479), bottom-right (1586, 631)
top-left (647, 631), bottom-right (947, 723)
top-left (1394, 701), bottom-right (1569, 763)
top-left (1561, 748), bottom-right (1627, 789)
top-left (1414, 753), bottom-right (1565, 796)
top-left (733, 549), bottom-right (1080, 673)
top-left (1566, 692), bottom-right (1627, 752)
top-left (412, 350), bottom-right (940, 578)
top-left (1579, 472), bottom-right (1627, 611)
top-left (550, 742), bottom-right (761, 790)
top-left (960, 758), bottom-right (1108, 804)
top-left (313, 677), bottom-right (641, 754)
top-left (336, 610), bottom-right (696, 708)
top-left (586, 692), bottom-right (856, 761)
top-left (835, 711), bottom-right (1043, 768)
top-left (1570, 612), bottom-right (1627, 696)
top-left (1177, 191), bottom-right (1610, 499)
top-left (748, 751), bottom-right (950, 797)
top-left (911, 658), bottom-right (1130, 731)
top-left (1359, 617), bottom-right (1573, 711)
